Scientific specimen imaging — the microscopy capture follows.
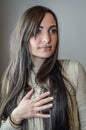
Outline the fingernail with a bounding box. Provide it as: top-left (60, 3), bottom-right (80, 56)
top-left (50, 104), bottom-right (53, 107)
top-left (47, 92), bottom-right (50, 94)
top-left (47, 115), bottom-right (50, 117)
top-left (51, 97), bottom-right (54, 100)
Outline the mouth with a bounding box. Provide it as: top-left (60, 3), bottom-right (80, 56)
top-left (38, 46), bottom-right (51, 49)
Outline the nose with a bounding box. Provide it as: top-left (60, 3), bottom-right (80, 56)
top-left (42, 32), bottom-right (51, 44)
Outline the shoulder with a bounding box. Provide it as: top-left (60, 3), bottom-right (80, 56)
top-left (59, 59), bottom-right (86, 88)
top-left (59, 59), bottom-right (80, 69)
top-left (59, 59), bottom-right (85, 73)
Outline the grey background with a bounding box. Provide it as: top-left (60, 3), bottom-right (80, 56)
top-left (0, 0), bottom-right (86, 79)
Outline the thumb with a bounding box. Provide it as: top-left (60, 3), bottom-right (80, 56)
top-left (24, 88), bottom-right (34, 99)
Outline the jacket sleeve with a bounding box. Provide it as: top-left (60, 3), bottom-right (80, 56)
top-left (0, 81), bottom-right (22, 130)
top-left (0, 119), bottom-right (21, 130)
top-left (76, 62), bottom-right (86, 130)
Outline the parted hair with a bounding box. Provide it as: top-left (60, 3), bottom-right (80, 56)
top-left (0, 5), bottom-right (70, 130)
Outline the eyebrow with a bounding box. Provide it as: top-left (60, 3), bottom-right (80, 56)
top-left (39, 25), bottom-right (57, 29)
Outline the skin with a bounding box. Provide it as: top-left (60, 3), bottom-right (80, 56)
top-left (29, 13), bottom-right (57, 67)
top-left (11, 13), bottom-right (57, 125)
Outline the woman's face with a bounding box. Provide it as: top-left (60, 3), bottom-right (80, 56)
top-left (29, 13), bottom-right (58, 63)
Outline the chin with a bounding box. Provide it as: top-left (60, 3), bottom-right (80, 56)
top-left (40, 54), bottom-right (53, 58)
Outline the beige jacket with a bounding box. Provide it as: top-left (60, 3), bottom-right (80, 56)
top-left (60, 60), bottom-right (86, 130)
top-left (0, 60), bottom-right (86, 130)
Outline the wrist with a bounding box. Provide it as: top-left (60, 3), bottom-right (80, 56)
top-left (11, 109), bottom-right (23, 124)
top-left (8, 114), bottom-right (22, 129)
top-left (9, 113), bottom-right (22, 125)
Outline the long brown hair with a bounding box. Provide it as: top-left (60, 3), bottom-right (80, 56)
top-left (0, 6), bottom-right (70, 130)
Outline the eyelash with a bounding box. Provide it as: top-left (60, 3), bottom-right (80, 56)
top-left (36, 28), bottom-right (41, 34)
top-left (36, 28), bottom-right (57, 35)
top-left (49, 28), bottom-right (57, 34)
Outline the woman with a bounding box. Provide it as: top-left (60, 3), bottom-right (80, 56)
top-left (0, 5), bottom-right (86, 130)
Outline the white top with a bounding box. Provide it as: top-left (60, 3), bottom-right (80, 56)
top-left (28, 67), bottom-right (44, 130)
top-left (0, 60), bottom-right (86, 130)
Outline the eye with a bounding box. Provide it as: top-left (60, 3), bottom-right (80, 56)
top-left (36, 27), bottom-right (42, 34)
top-left (49, 28), bottom-right (57, 34)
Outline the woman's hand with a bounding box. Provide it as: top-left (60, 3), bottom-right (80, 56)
top-left (11, 89), bottom-right (53, 124)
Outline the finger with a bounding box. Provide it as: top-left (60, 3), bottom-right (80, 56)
top-left (35, 97), bottom-right (53, 107)
top-left (35, 113), bottom-right (50, 118)
top-left (24, 89), bottom-right (34, 99)
top-left (34, 91), bottom-right (50, 102)
top-left (35, 104), bottom-right (53, 112)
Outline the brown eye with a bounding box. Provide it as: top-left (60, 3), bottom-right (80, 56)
top-left (36, 27), bottom-right (42, 35)
top-left (49, 28), bottom-right (57, 34)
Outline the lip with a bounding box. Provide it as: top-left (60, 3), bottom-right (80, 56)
top-left (38, 46), bottom-right (51, 49)
top-left (38, 46), bottom-right (52, 51)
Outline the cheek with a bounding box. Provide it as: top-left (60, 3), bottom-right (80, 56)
top-left (51, 37), bottom-right (58, 53)
top-left (29, 39), bottom-right (39, 55)
top-left (29, 36), bottom-right (40, 47)
top-left (54, 35), bottom-right (58, 44)
top-left (52, 38), bottom-right (57, 48)
top-left (29, 38), bottom-right (35, 54)
top-left (29, 44), bottom-right (35, 54)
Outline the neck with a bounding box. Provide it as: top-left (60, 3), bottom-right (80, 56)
top-left (32, 56), bottom-right (46, 67)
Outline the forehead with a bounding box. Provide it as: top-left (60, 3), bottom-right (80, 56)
top-left (40, 13), bottom-right (56, 26)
